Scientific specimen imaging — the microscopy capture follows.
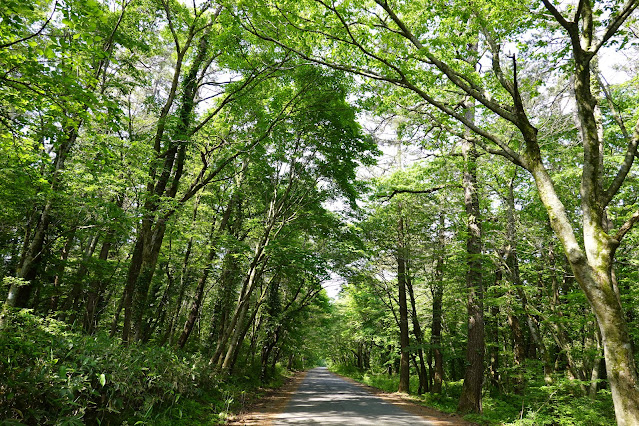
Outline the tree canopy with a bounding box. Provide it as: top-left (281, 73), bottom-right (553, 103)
top-left (1, 0), bottom-right (639, 424)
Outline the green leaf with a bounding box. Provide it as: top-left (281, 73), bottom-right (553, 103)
top-left (99, 373), bottom-right (106, 386)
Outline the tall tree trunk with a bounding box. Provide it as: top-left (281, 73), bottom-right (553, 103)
top-left (164, 199), bottom-right (200, 345)
top-left (406, 262), bottom-right (428, 394)
top-left (212, 198), bottom-right (277, 368)
top-left (227, 294), bottom-right (266, 373)
top-left (208, 249), bottom-right (241, 354)
top-left (220, 257), bottom-right (269, 371)
top-left (431, 212), bottom-right (445, 393)
top-left (62, 233), bottom-right (100, 322)
top-left (396, 213), bottom-right (410, 394)
top-left (121, 29), bottom-right (211, 342)
top-left (458, 108), bottom-right (485, 414)
top-left (504, 190), bottom-right (551, 383)
top-left (503, 174), bottom-right (527, 392)
top-left (589, 326), bottom-right (603, 399)
top-left (211, 237), bottom-right (268, 368)
top-left (545, 243), bottom-right (588, 394)
top-left (489, 265), bottom-right (501, 393)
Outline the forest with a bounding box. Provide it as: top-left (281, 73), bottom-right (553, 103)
top-left (1, 0), bottom-right (639, 425)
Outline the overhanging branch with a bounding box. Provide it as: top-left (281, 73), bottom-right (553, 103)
top-left (376, 184), bottom-right (461, 202)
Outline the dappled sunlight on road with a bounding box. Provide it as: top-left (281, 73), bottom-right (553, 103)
top-left (273, 367), bottom-right (432, 425)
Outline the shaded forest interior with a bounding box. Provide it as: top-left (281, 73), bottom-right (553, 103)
top-left (1, 0), bottom-right (639, 425)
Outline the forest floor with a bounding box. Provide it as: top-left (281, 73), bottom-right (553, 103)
top-left (227, 368), bottom-right (476, 425)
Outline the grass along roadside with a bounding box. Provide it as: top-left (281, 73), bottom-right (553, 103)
top-left (328, 364), bottom-right (616, 425)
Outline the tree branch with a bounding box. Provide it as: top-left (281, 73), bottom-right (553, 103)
top-left (594, 0), bottom-right (639, 55)
top-left (399, 79), bottom-right (528, 169)
top-left (540, 0), bottom-right (573, 31)
top-left (375, 0), bottom-right (518, 123)
top-left (0, 1), bottom-right (58, 50)
top-left (614, 208), bottom-right (639, 243)
top-left (603, 117), bottom-right (639, 207)
top-left (574, 0), bottom-right (587, 22)
top-left (377, 184), bottom-right (461, 202)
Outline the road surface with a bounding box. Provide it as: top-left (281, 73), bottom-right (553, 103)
top-left (273, 367), bottom-right (433, 425)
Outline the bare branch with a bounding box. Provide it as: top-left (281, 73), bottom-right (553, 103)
top-left (574, 0), bottom-right (586, 22)
top-left (541, 0), bottom-right (573, 31)
top-left (377, 184), bottom-right (461, 202)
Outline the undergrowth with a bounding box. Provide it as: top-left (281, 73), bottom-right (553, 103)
top-left (0, 310), bottom-right (286, 425)
top-left (330, 364), bottom-right (616, 425)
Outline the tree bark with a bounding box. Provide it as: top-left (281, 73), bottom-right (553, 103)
top-left (503, 175), bottom-right (528, 392)
top-left (396, 213), bottom-right (410, 394)
top-left (431, 212), bottom-right (445, 393)
top-left (406, 261), bottom-right (428, 394)
top-left (457, 110), bottom-right (485, 414)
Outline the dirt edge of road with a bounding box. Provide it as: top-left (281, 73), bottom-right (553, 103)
top-left (228, 368), bottom-right (477, 426)
top-left (226, 370), bottom-right (309, 425)
top-left (334, 372), bottom-right (478, 426)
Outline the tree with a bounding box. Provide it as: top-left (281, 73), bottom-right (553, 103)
top-left (240, 1), bottom-right (639, 421)
top-left (2, 0), bottom-right (131, 313)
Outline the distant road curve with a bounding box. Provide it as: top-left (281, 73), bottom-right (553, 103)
top-left (273, 367), bottom-right (434, 425)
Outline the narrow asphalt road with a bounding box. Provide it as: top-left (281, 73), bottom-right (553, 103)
top-left (273, 367), bottom-right (433, 425)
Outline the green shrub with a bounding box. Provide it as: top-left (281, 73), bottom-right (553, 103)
top-left (329, 363), bottom-right (615, 426)
top-left (0, 310), bottom-right (217, 425)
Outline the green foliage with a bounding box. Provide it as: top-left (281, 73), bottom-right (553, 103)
top-left (0, 310), bottom-right (218, 424)
top-left (333, 366), bottom-right (615, 425)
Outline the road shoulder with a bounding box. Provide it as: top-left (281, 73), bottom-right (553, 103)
top-left (331, 371), bottom-right (477, 426)
top-left (226, 370), bottom-right (309, 425)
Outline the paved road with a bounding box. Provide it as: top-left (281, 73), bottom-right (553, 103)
top-left (274, 367), bottom-right (433, 425)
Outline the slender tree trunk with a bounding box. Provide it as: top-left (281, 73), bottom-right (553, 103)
top-left (431, 212), bottom-right (445, 393)
top-left (228, 295), bottom-right (265, 373)
top-left (489, 265), bottom-right (501, 393)
top-left (208, 249), bottom-right (241, 355)
top-left (212, 201), bottom-right (276, 367)
top-left (406, 263), bottom-right (428, 394)
top-left (211, 238), bottom-right (268, 367)
top-left (62, 233), bottom-right (100, 322)
top-left (589, 326), bottom-right (603, 399)
top-left (122, 30), bottom-right (212, 343)
top-left (177, 195), bottom-right (232, 348)
top-left (396, 214), bottom-right (410, 394)
top-left (503, 175), bottom-right (527, 392)
top-left (545, 243), bottom-right (588, 394)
